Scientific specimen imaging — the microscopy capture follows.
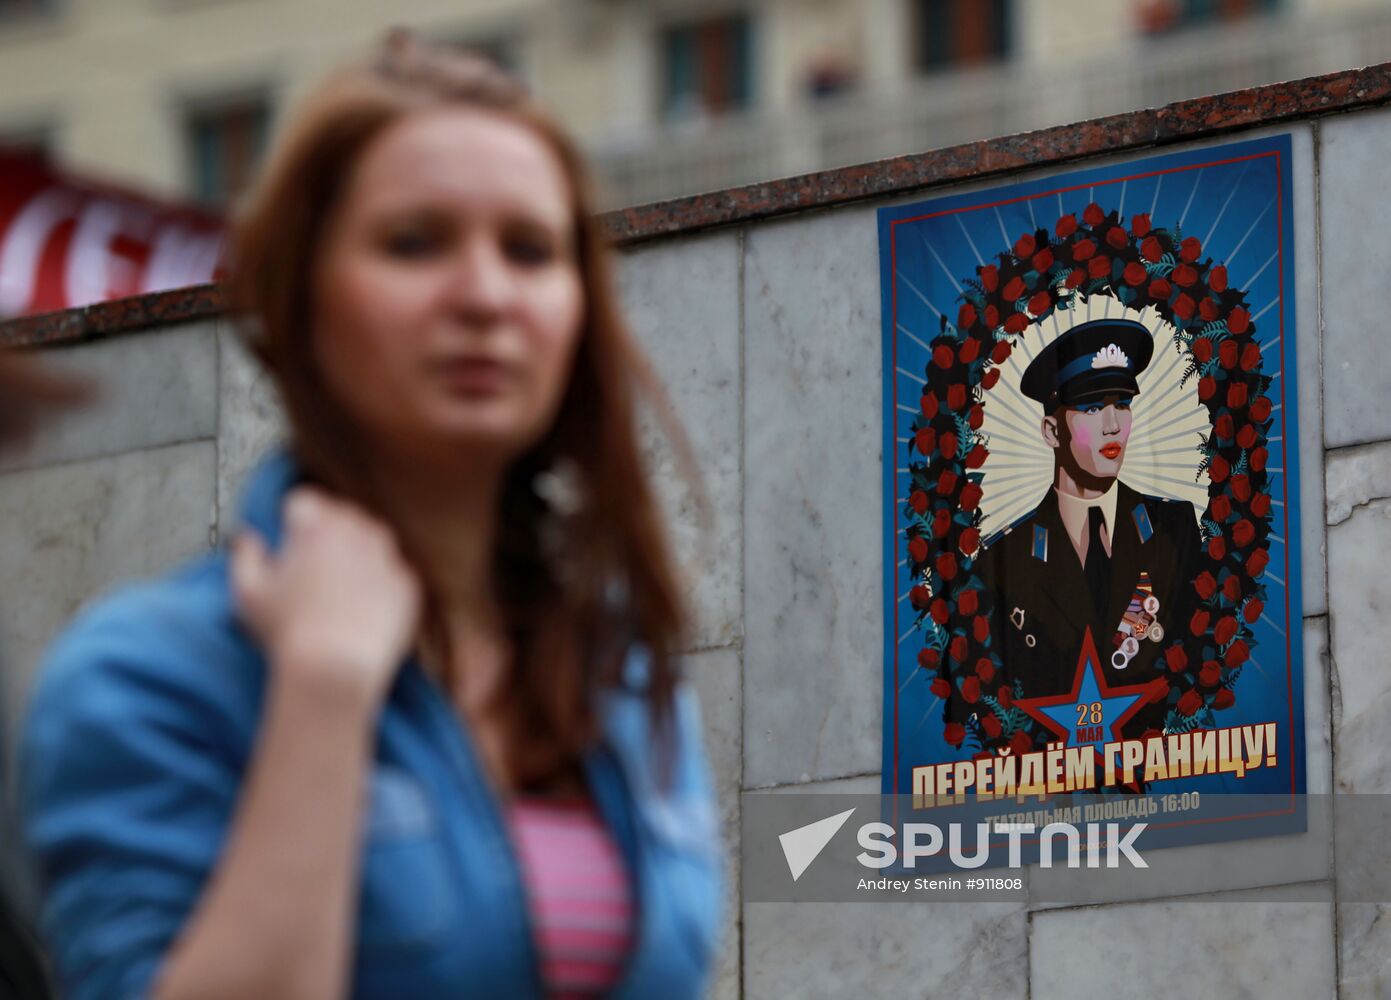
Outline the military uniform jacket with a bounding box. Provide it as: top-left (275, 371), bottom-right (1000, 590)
top-left (976, 481), bottom-right (1203, 736)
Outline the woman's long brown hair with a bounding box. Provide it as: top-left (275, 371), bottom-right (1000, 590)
top-left (224, 30), bottom-right (692, 790)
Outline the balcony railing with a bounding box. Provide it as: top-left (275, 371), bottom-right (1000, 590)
top-left (590, 6), bottom-right (1391, 208)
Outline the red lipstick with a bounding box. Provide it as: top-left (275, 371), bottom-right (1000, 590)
top-left (1100, 443), bottom-right (1123, 460)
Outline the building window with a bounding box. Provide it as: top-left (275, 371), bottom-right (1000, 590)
top-left (184, 97), bottom-right (269, 208)
top-left (661, 14), bottom-right (754, 121)
top-left (1138, 0), bottom-right (1281, 34)
top-left (912, 0), bottom-right (1010, 73)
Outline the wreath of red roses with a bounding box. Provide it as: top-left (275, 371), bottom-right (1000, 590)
top-left (903, 202), bottom-right (1276, 755)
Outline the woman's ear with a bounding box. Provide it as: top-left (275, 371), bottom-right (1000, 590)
top-left (1041, 412), bottom-right (1061, 450)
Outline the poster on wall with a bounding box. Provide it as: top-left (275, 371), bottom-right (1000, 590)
top-left (878, 133), bottom-right (1305, 850)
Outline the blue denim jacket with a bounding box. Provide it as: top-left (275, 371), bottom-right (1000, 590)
top-left (19, 450), bottom-right (725, 1000)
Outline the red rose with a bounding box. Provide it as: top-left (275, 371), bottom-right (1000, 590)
top-left (959, 337), bottom-right (981, 364)
top-left (1014, 233), bottom-right (1036, 259)
top-left (1178, 689), bottom-right (1203, 716)
top-left (1246, 548), bottom-right (1270, 578)
top-left (965, 444), bottom-right (989, 469)
top-left (1207, 536), bottom-right (1226, 560)
top-left (1033, 248), bottom-right (1055, 272)
top-left (908, 537), bottom-right (929, 563)
top-left (1190, 609), bottom-right (1211, 636)
top-left (1209, 454), bottom-right (1230, 483)
top-left (1214, 615), bottom-right (1239, 646)
top-left (998, 686), bottom-right (1014, 709)
top-left (1236, 424), bottom-right (1257, 449)
top-left (933, 508), bottom-right (951, 538)
top-left (1003, 312), bottom-right (1029, 335)
top-left (1199, 660), bottom-right (1221, 686)
top-left (933, 344), bottom-right (955, 369)
top-left (1173, 293), bottom-right (1196, 320)
top-left (1198, 376), bottom-right (1217, 401)
top-left (973, 615), bottom-right (990, 643)
top-left (940, 431), bottom-right (958, 460)
top-left (969, 404), bottom-right (984, 429)
top-left (980, 265), bottom-right (999, 292)
top-left (1210, 265), bottom-right (1228, 292)
top-left (958, 303), bottom-right (978, 329)
top-left (1056, 214), bottom-right (1078, 238)
top-left (936, 552), bottom-right (958, 581)
top-left (1225, 640), bottom-right (1250, 668)
top-left (931, 598), bottom-right (950, 625)
top-left (944, 722), bottom-right (966, 747)
top-left (1083, 202), bottom-right (1106, 226)
top-left (921, 393), bottom-right (939, 418)
top-left (1192, 337), bottom-right (1213, 362)
top-left (947, 383), bottom-right (968, 410)
top-left (1150, 277), bottom-right (1172, 300)
top-left (1124, 262), bottom-right (1147, 286)
top-left (1251, 492), bottom-right (1271, 518)
top-left (1227, 382), bottom-right (1249, 409)
top-left (1228, 307), bottom-right (1250, 334)
top-left (1194, 571), bottom-right (1218, 600)
top-left (1173, 263), bottom-right (1198, 287)
top-left (980, 712), bottom-right (1001, 738)
top-left (1010, 730), bottom-right (1033, 755)
top-left (958, 587), bottom-right (979, 616)
top-left (984, 304), bottom-right (1000, 328)
top-left (910, 490), bottom-right (929, 514)
top-left (981, 368), bottom-right (1001, 391)
top-left (1145, 677), bottom-right (1171, 704)
top-left (910, 585), bottom-right (931, 609)
top-left (931, 676), bottom-right (951, 699)
top-left (1106, 225), bottom-right (1129, 250)
top-left (937, 470), bottom-right (958, 495)
top-left (991, 341), bottom-right (1012, 364)
top-left (1180, 236), bottom-right (1202, 262)
top-left (1240, 342), bottom-right (1261, 371)
top-left (1223, 574), bottom-right (1242, 603)
top-left (915, 427), bottom-right (936, 455)
top-left (1132, 213), bottom-right (1152, 237)
top-left (1165, 644), bottom-right (1188, 672)
top-left (1250, 395), bottom-right (1272, 422)
top-left (1003, 275), bottom-right (1026, 301)
top-left (918, 647), bottom-right (940, 669)
top-left (950, 635), bottom-right (968, 663)
top-left (1139, 238), bottom-right (1164, 266)
top-left (975, 658), bottom-right (995, 683)
top-left (1199, 297), bottom-right (1219, 322)
top-left (1072, 238), bottom-right (1096, 261)
top-left (1066, 268), bottom-right (1088, 289)
top-left (1088, 255), bottom-right (1111, 279)
top-left (1213, 689), bottom-right (1235, 710)
top-left (1028, 290), bottom-right (1052, 316)
top-left (1243, 598), bottom-right (1264, 624)
top-left (1210, 494), bottom-right (1232, 521)
top-left (1231, 473), bottom-right (1251, 503)
top-left (1250, 447), bottom-right (1268, 472)
top-left (1215, 413), bottom-right (1234, 439)
top-left (959, 526), bottom-right (981, 555)
top-left (1233, 518), bottom-right (1256, 548)
top-left (960, 483), bottom-right (983, 510)
top-left (1218, 339), bottom-right (1238, 369)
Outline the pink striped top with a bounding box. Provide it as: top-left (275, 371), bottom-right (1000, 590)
top-left (504, 795), bottom-right (635, 998)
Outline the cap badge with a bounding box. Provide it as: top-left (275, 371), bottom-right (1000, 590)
top-left (1091, 343), bottom-right (1130, 370)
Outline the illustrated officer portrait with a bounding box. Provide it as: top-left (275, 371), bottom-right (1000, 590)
top-left (976, 314), bottom-right (1204, 730)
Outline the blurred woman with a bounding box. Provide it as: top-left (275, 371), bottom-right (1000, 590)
top-left (20, 30), bottom-right (722, 1000)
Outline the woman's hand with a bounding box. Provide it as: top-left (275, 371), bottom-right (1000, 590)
top-left (231, 487), bottom-right (422, 707)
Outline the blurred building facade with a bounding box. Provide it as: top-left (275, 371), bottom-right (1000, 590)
top-left (0, 0), bottom-right (1389, 210)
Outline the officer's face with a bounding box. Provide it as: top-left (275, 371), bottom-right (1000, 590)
top-left (1046, 394), bottom-right (1133, 480)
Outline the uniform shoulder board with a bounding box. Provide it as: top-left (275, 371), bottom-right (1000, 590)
top-left (1131, 502), bottom-right (1154, 543)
